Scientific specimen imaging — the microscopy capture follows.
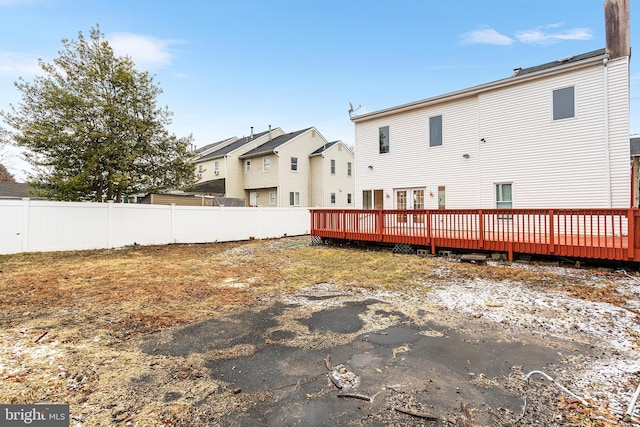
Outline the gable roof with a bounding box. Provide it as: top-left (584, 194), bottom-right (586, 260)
top-left (239, 128), bottom-right (312, 159)
top-left (197, 130), bottom-right (272, 161)
top-left (352, 48), bottom-right (608, 123)
top-left (309, 141), bottom-right (338, 156)
top-left (0, 182), bottom-right (37, 198)
top-left (195, 137), bottom-right (236, 154)
top-left (513, 48), bottom-right (606, 76)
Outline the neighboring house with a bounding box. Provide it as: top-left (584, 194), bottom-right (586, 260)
top-left (631, 137), bottom-right (640, 208)
top-left (192, 127), bottom-right (286, 199)
top-left (353, 51), bottom-right (630, 210)
top-left (138, 193), bottom-right (244, 207)
top-left (238, 127), bottom-right (355, 207)
top-left (0, 182), bottom-right (37, 199)
top-left (309, 141), bottom-right (355, 207)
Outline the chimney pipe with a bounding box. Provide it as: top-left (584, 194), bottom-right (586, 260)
top-left (604, 0), bottom-right (630, 59)
top-left (250, 126), bottom-right (254, 140)
top-left (269, 125), bottom-right (272, 141)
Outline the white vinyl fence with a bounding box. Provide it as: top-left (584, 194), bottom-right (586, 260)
top-left (0, 199), bottom-right (311, 255)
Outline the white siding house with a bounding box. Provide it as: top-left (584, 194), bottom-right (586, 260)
top-left (353, 48), bottom-right (631, 210)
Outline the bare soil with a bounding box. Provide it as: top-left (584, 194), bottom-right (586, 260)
top-left (0, 236), bottom-right (639, 426)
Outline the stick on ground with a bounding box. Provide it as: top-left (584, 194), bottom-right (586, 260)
top-left (394, 406), bottom-right (439, 421)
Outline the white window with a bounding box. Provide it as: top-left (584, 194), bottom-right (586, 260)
top-left (289, 191), bottom-right (300, 206)
top-left (214, 161), bottom-right (219, 172)
top-left (245, 160), bottom-right (251, 171)
top-left (347, 162), bottom-right (352, 176)
top-left (330, 159), bottom-right (335, 175)
top-left (330, 192), bottom-right (336, 204)
top-left (269, 191), bottom-right (276, 205)
top-left (496, 183), bottom-right (513, 209)
top-left (291, 157), bottom-right (298, 171)
top-left (347, 193), bottom-right (352, 204)
top-left (263, 156), bottom-right (270, 172)
top-left (198, 165), bottom-right (204, 173)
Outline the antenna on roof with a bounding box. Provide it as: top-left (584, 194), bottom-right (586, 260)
top-left (348, 102), bottom-right (361, 118)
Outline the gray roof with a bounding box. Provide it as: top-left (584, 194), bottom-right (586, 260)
top-left (310, 141), bottom-right (338, 156)
top-left (198, 130), bottom-right (271, 161)
top-left (352, 48), bottom-right (608, 122)
top-left (513, 48), bottom-right (606, 77)
top-left (0, 182), bottom-right (37, 198)
top-left (196, 137), bottom-right (234, 154)
top-left (239, 128), bottom-right (312, 159)
top-left (631, 137), bottom-right (640, 157)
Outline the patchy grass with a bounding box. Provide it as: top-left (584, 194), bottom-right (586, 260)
top-left (0, 236), bottom-right (636, 426)
top-left (0, 236), bottom-right (626, 341)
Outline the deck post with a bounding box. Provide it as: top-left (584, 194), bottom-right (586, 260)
top-left (478, 210), bottom-right (484, 249)
top-left (632, 209), bottom-right (640, 259)
top-left (341, 210), bottom-right (347, 239)
top-left (426, 209), bottom-right (432, 248)
top-left (549, 209), bottom-right (555, 253)
top-left (377, 210), bottom-right (384, 242)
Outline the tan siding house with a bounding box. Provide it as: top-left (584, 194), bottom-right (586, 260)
top-left (309, 141), bottom-right (355, 208)
top-left (239, 127), bottom-right (355, 207)
top-left (192, 128), bottom-right (285, 199)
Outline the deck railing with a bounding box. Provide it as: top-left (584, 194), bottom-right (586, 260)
top-left (310, 208), bottom-right (640, 262)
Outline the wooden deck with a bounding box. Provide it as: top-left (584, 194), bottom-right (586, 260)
top-left (310, 208), bottom-right (640, 262)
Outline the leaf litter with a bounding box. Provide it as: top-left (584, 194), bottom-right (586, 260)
top-left (0, 236), bottom-right (639, 426)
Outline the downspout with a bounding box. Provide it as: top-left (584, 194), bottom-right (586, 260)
top-left (603, 54), bottom-right (612, 208)
top-left (321, 154), bottom-right (325, 207)
top-left (224, 155), bottom-right (228, 197)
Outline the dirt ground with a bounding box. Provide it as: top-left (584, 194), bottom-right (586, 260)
top-left (1, 236), bottom-right (639, 426)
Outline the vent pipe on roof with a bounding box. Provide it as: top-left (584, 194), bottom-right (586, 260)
top-left (604, 0), bottom-right (630, 59)
top-left (269, 125), bottom-right (272, 141)
top-left (250, 126), bottom-right (254, 140)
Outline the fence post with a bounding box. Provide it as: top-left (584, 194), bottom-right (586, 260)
top-left (21, 198), bottom-right (30, 252)
top-left (170, 203), bottom-right (176, 244)
top-left (107, 201), bottom-right (114, 249)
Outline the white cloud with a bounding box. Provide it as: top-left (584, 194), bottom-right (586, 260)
top-left (515, 27), bottom-right (593, 45)
top-left (460, 27), bottom-right (514, 46)
top-left (0, 51), bottom-right (40, 77)
top-left (460, 23), bottom-right (593, 47)
top-left (108, 32), bottom-right (181, 70)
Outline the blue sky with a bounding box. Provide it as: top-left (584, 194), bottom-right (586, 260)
top-left (0, 0), bottom-right (637, 181)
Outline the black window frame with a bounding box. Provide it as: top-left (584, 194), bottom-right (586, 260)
top-left (553, 86), bottom-right (575, 120)
top-left (379, 126), bottom-right (389, 154)
top-left (429, 115), bottom-right (443, 147)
